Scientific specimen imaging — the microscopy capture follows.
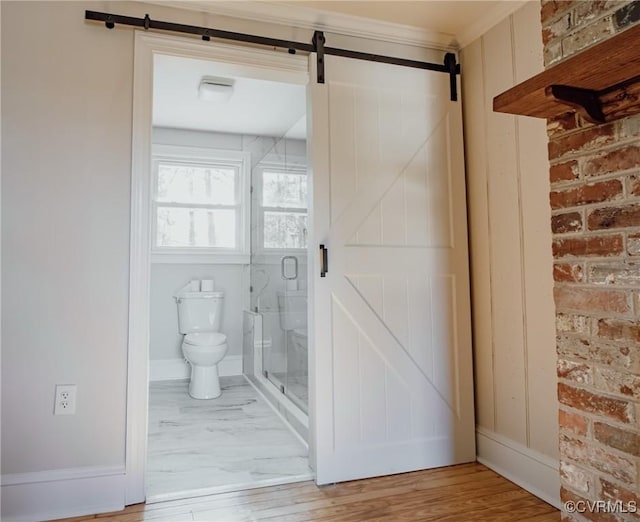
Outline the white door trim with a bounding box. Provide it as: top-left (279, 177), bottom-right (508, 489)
top-left (127, 31), bottom-right (309, 504)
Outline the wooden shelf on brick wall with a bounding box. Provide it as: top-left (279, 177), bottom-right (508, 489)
top-left (493, 23), bottom-right (640, 124)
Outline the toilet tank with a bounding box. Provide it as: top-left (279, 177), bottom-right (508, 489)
top-left (277, 290), bottom-right (307, 331)
top-left (175, 287), bottom-right (225, 334)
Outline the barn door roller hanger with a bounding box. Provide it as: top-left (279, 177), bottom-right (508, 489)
top-left (85, 11), bottom-right (461, 101)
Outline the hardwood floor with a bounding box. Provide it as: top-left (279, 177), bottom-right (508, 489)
top-left (54, 463), bottom-right (559, 522)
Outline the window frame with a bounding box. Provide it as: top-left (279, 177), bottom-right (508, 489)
top-left (151, 144), bottom-right (251, 263)
top-left (254, 161), bottom-right (309, 255)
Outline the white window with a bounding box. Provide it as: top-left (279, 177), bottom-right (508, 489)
top-left (257, 165), bottom-right (308, 251)
top-left (152, 145), bottom-right (250, 259)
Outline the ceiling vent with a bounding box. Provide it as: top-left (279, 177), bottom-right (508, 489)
top-left (198, 76), bottom-right (235, 102)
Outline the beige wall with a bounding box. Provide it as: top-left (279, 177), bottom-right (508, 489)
top-left (2, 1), bottom-right (133, 474)
top-left (461, 0), bottom-right (559, 504)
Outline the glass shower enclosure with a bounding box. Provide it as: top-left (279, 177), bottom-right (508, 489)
top-left (248, 133), bottom-right (309, 420)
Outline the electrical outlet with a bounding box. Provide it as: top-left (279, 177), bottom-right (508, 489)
top-left (54, 384), bottom-right (77, 415)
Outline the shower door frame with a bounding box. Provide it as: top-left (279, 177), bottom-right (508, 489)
top-left (251, 315), bottom-right (309, 432)
top-left (127, 31), bottom-right (311, 505)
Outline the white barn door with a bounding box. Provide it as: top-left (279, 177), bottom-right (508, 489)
top-left (309, 54), bottom-right (475, 485)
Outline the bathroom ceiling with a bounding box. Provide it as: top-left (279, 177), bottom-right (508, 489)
top-left (153, 54), bottom-right (307, 139)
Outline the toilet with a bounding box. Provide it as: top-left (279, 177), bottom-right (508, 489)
top-left (175, 281), bottom-right (228, 399)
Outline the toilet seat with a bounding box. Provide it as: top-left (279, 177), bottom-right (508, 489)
top-left (184, 332), bottom-right (227, 346)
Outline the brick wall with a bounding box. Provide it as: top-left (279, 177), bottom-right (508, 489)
top-left (541, 1), bottom-right (640, 520)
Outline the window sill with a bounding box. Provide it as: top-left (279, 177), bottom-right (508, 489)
top-left (151, 253), bottom-right (250, 265)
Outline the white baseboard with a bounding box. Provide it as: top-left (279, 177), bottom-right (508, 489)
top-left (476, 427), bottom-right (561, 509)
top-left (1, 466), bottom-right (125, 522)
top-left (150, 355), bottom-right (243, 381)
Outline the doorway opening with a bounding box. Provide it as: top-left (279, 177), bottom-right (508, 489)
top-left (128, 30), bottom-right (473, 507)
top-left (143, 48), bottom-right (312, 502)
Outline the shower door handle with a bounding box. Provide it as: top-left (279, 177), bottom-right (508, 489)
top-left (319, 244), bottom-right (328, 278)
top-left (281, 256), bottom-right (298, 280)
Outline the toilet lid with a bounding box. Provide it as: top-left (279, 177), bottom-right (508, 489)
top-left (184, 332), bottom-right (227, 346)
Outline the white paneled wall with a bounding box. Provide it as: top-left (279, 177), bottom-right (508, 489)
top-left (461, 1), bottom-right (560, 507)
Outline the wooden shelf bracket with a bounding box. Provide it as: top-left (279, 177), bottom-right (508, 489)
top-left (546, 84), bottom-right (605, 124)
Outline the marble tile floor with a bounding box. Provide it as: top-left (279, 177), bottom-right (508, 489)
top-left (146, 375), bottom-right (313, 503)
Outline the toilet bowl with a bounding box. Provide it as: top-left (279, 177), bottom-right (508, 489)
top-left (182, 332), bottom-right (228, 399)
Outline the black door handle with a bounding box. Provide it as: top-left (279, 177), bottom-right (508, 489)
top-left (320, 244), bottom-right (328, 277)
